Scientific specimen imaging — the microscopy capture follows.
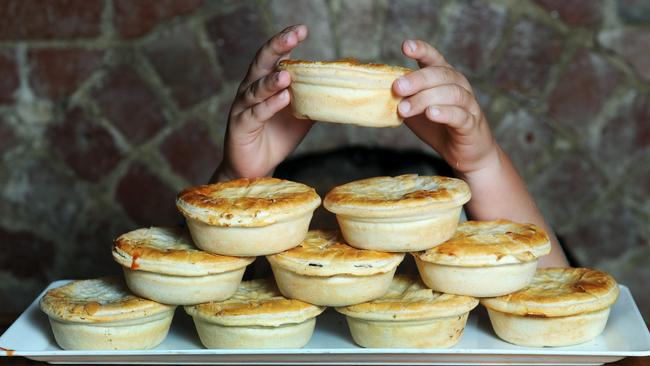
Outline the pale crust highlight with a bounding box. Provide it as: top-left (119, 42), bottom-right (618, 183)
top-left (266, 230), bottom-right (404, 276)
top-left (323, 175), bottom-right (471, 217)
top-left (184, 279), bottom-right (324, 327)
top-left (481, 268), bottom-right (619, 317)
top-left (336, 275), bottom-right (478, 321)
top-left (176, 177), bottom-right (321, 227)
top-left (278, 59), bottom-right (411, 88)
top-left (415, 220), bottom-right (551, 267)
top-left (112, 227), bottom-right (254, 276)
top-left (40, 278), bottom-right (174, 323)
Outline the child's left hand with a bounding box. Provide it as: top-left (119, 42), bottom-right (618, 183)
top-left (392, 40), bottom-right (499, 177)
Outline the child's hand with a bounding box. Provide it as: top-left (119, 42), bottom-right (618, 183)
top-left (393, 40), bottom-right (569, 267)
top-left (393, 40), bottom-right (499, 176)
top-left (214, 25), bottom-right (313, 181)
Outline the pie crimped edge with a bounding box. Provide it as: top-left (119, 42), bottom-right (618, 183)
top-left (323, 174), bottom-right (471, 218)
top-left (336, 275), bottom-right (478, 321)
top-left (415, 220), bottom-right (551, 267)
top-left (176, 177), bottom-right (321, 227)
top-left (112, 227), bottom-right (254, 276)
top-left (481, 268), bottom-right (619, 317)
top-left (40, 277), bottom-right (175, 323)
top-left (184, 279), bottom-right (325, 327)
top-left (266, 230), bottom-right (405, 276)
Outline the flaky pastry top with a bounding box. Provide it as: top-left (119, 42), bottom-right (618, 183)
top-left (266, 230), bottom-right (404, 276)
top-left (279, 59), bottom-right (411, 89)
top-left (112, 227), bottom-right (254, 276)
top-left (184, 279), bottom-right (324, 327)
top-left (415, 220), bottom-right (551, 266)
top-left (176, 177), bottom-right (321, 227)
top-left (323, 174), bottom-right (471, 217)
top-left (481, 268), bottom-right (619, 317)
top-left (40, 278), bottom-right (174, 323)
top-left (336, 275), bottom-right (478, 321)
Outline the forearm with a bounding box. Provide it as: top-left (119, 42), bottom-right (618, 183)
top-left (456, 146), bottom-right (569, 267)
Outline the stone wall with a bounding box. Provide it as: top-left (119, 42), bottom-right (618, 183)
top-left (0, 0), bottom-right (648, 319)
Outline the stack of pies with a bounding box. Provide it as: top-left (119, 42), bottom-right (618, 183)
top-left (38, 59), bottom-right (620, 351)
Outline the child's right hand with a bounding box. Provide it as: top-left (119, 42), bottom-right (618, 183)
top-left (213, 25), bottom-right (313, 182)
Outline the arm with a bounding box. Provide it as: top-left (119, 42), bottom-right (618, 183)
top-left (457, 147), bottom-right (568, 267)
top-left (393, 39), bottom-right (568, 267)
top-left (211, 24), bottom-right (313, 183)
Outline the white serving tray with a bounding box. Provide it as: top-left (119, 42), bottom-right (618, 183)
top-left (1, 280), bottom-right (649, 365)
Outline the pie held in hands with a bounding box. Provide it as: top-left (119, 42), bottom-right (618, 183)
top-left (278, 59), bottom-right (411, 127)
top-left (176, 177), bottom-right (321, 256)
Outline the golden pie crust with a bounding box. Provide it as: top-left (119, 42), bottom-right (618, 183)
top-left (176, 177), bottom-right (321, 227)
top-left (337, 275), bottom-right (478, 321)
top-left (323, 174), bottom-right (471, 217)
top-left (112, 227), bottom-right (254, 276)
top-left (266, 230), bottom-right (404, 276)
top-left (481, 268), bottom-right (619, 317)
top-left (184, 279), bottom-right (324, 327)
top-left (40, 278), bottom-right (174, 323)
top-left (415, 220), bottom-right (551, 267)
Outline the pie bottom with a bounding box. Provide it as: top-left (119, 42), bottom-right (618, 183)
top-left (289, 82), bottom-right (403, 127)
top-left (48, 310), bottom-right (175, 350)
top-left (414, 258), bottom-right (538, 297)
top-left (486, 307), bottom-right (611, 347)
top-left (123, 267), bottom-right (247, 305)
top-left (191, 317), bottom-right (317, 349)
top-left (336, 206), bottom-right (463, 252)
top-left (185, 212), bottom-right (313, 256)
top-left (269, 264), bottom-right (397, 307)
top-left (344, 313), bottom-right (470, 348)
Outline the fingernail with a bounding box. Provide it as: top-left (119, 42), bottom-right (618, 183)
top-left (406, 40), bottom-right (417, 53)
top-left (281, 31), bottom-right (292, 42)
top-left (279, 89), bottom-right (289, 99)
top-left (428, 107), bottom-right (440, 116)
top-left (399, 101), bottom-right (411, 114)
top-left (396, 77), bottom-right (410, 92)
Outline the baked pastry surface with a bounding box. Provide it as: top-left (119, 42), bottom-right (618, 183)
top-left (324, 174), bottom-right (471, 217)
top-left (40, 277), bottom-right (174, 323)
top-left (336, 275), bottom-right (478, 321)
top-left (184, 279), bottom-right (325, 327)
top-left (176, 177), bottom-right (321, 227)
top-left (415, 220), bottom-right (551, 267)
top-left (278, 59), bottom-right (411, 128)
top-left (279, 59), bottom-right (411, 87)
top-left (112, 227), bottom-right (254, 276)
top-left (266, 230), bottom-right (404, 276)
top-left (481, 268), bottom-right (619, 317)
